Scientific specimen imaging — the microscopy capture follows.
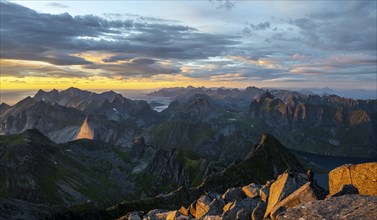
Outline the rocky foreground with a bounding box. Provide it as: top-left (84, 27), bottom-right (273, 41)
top-left (118, 162), bottom-right (376, 220)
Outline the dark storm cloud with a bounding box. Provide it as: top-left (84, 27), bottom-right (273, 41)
top-left (0, 1), bottom-right (239, 72)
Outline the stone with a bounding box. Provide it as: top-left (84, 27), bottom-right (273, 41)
top-left (276, 195), bottom-right (377, 220)
top-left (221, 187), bottom-right (246, 202)
top-left (329, 162), bottom-right (377, 196)
top-left (188, 200), bottom-right (197, 217)
top-left (178, 206), bottom-right (189, 216)
top-left (193, 194), bottom-right (224, 219)
top-left (205, 198), bottom-right (226, 217)
top-left (166, 210), bottom-right (181, 220)
top-left (222, 198), bottom-right (258, 220)
top-left (259, 186), bottom-right (270, 202)
top-left (252, 202), bottom-right (267, 220)
top-left (242, 183), bottom-right (262, 199)
top-left (264, 171), bottom-right (308, 219)
top-left (195, 195), bottom-right (213, 219)
top-left (269, 182), bottom-right (327, 220)
top-left (331, 184), bottom-right (359, 197)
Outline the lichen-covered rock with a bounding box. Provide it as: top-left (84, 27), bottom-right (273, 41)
top-left (329, 162), bottom-right (377, 196)
top-left (270, 182), bottom-right (327, 220)
top-left (221, 187), bottom-right (246, 202)
top-left (252, 202), bottom-right (267, 220)
top-left (242, 183), bottom-right (262, 199)
top-left (276, 195), bottom-right (377, 220)
top-left (264, 171), bottom-right (308, 219)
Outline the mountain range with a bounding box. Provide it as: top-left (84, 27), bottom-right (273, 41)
top-left (1, 86), bottom-right (376, 159)
top-left (0, 86), bottom-right (376, 218)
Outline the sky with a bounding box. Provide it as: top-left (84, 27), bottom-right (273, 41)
top-left (0, 0), bottom-right (376, 92)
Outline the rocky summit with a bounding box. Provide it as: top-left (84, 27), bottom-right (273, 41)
top-left (116, 162), bottom-right (376, 220)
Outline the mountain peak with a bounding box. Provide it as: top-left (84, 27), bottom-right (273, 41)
top-left (201, 133), bottom-right (304, 191)
top-left (257, 92), bottom-right (274, 101)
top-left (0, 103), bottom-right (11, 113)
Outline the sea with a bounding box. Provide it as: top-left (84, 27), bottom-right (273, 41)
top-left (293, 150), bottom-right (377, 190)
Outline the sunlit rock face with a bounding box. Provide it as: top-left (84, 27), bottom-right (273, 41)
top-left (76, 116), bottom-right (94, 140)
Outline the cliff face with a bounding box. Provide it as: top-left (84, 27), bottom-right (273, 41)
top-left (248, 92), bottom-right (377, 157)
top-left (0, 97), bottom-right (83, 143)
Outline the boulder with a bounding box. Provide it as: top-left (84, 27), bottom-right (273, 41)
top-left (252, 202), bottom-right (267, 220)
top-left (188, 200), bottom-right (197, 217)
top-left (329, 162), bottom-right (377, 196)
top-left (195, 195), bottom-right (213, 219)
top-left (165, 210), bottom-right (184, 220)
top-left (222, 198), bottom-right (258, 220)
top-left (331, 184), bottom-right (359, 198)
top-left (242, 183), bottom-right (262, 199)
top-left (259, 186), bottom-right (270, 202)
top-left (269, 182), bottom-right (327, 220)
top-left (203, 198), bottom-right (226, 218)
top-left (193, 193), bottom-right (224, 219)
top-left (264, 171), bottom-right (308, 218)
top-left (221, 187), bottom-right (246, 202)
top-left (178, 206), bottom-right (189, 216)
top-left (276, 194), bottom-right (377, 220)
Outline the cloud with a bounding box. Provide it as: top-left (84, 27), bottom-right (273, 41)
top-left (1, 1), bottom-right (376, 89)
top-left (210, 0), bottom-right (235, 10)
top-left (47, 2), bottom-right (68, 8)
top-left (282, 2), bottom-right (377, 52)
top-left (210, 73), bottom-right (246, 81)
top-left (1, 59), bottom-right (90, 78)
top-left (0, 1), bottom-right (239, 67)
top-left (84, 58), bottom-right (180, 78)
top-left (289, 54), bottom-right (377, 77)
top-left (290, 18), bottom-right (316, 30)
top-left (102, 54), bottom-right (135, 63)
top-left (243, 21), bottom-right (271, 34)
